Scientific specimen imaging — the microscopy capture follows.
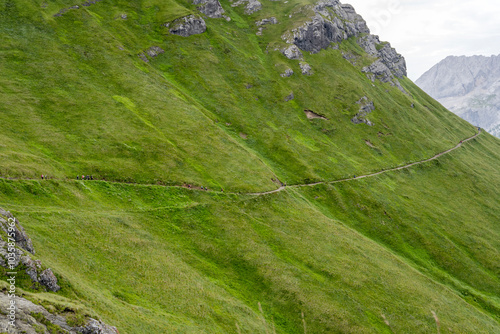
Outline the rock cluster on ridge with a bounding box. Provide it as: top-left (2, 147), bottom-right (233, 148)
top-left (281, 0), bottom-right (407, 87)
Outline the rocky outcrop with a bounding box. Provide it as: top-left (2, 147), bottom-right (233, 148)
top-left (0, 208), bottom-right (34, 254)
top-left (282, 0), bottom-right (369, 54)
top-left (299, 62), bottom-right (312, 75)
top-left (416, 55), bottom-right (500, 137)
top-left (193, 0), bottom-right (225, 18)
top-left (282, 45), bottom-right (303, 60)
top-left (358, 35), bottom-right (406, 93)
top-left (0, 209), bottom-right (60, 292)
top-left (231, 0), bottom-right (262, 15)
top-left (39, 268), bottom-right (61, 292)
top-left (167, 15), bottom-right (207, 37)
top-left (77, 318), bottom-right (119, 334)
top-left (351, 96), bottom-right (375, 126)
top-left (358, 35), bottom-right (406, 78)
top-left (0, 292), bottom-right (119, 334)
top-left (281, 0), bottom-right (407, 88)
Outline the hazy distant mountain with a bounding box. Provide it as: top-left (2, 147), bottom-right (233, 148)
top-left (416, 55), bottom-right (500, 137)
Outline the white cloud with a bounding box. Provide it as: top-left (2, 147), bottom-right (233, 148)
top-left (346, 0), bottom-right (500, 79)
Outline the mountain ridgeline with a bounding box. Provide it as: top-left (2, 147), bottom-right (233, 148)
top-left (416, 54), bottom-right (500, 137)
top-left (1, 0), bottom-right (500, 333)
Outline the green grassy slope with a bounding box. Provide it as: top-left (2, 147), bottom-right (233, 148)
top-left (1, 132), bottom-right (499, 333)
top-left (0, 0), bottom-right (474, 191)
top-left (1, 0), bottom-right (499, 333)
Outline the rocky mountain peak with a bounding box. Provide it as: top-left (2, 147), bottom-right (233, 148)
top-left (416, 54), bottom-right (500, 137)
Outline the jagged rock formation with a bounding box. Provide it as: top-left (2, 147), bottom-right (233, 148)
top-left (231, 0), bottom-right (262, 15)
top-left (416, 55), bottom-right (500, 137)
top-left (0, 292), bottom-right (119, 334)
top-left (351, 96), bottom-right (375, 126)
top-left (358, 35), bottom-right (406, 78)
top-left (281, 0), bottom-right (406, 89)
top-left (193, 0), bottom-right (225, 18)
top-left (282, 1), bottom-right (369, 53)
top-left (167, 15), bottom-right (207, 37)
top-left (0, 209), bottom-right (60, 292)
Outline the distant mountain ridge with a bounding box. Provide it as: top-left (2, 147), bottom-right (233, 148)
top-left (416, 55), bottom-right (500, 137)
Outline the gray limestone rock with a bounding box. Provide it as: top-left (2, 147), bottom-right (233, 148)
top-left (283, 1), bottom-right (369, 54)
top-left (0, 210), bottom-right (33, 254)
top-left (299, 62), bottom-right (312, 75)
top-left (231, 0), bottom-right (262, 15)
top-left (193, 0), bottom-right (225, 18)
top-left (362, 59), bottom-right (393, 83)
top-left (281, 45), bottom-right (303, 60)
top-left (280, 0), bottom-right (407, 85)
top-left (39, 268), bottom-right (61, 292)
top-left (351, 96), bottom-right (375, 126)
top-left (21, 255), bottom-right (39, 283)
top-left (168, 15), bottom-right (207, 37)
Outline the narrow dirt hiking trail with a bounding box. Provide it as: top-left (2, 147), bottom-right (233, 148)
top-left (0, 130), bottom-right (481, 197)
top-left (248, 130), bottom-right (481, 196)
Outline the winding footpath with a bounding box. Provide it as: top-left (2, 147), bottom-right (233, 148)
top-left (248, 130), bottom-right (481, 196)
top-left (0, 130), bottom-right (481, 196)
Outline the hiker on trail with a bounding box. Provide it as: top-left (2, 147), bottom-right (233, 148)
top-left (41, 174), bottom-right (44, 179)
top-left (82, 175), bottom-right (85, 180)
top-left (77, 175), bottom-right (79, 180)
top-left (221, 188), bottom-right (224, 192)
top-left (354, 175), bottom-right (356, 178)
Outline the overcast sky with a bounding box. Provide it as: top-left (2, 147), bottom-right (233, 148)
top-left (346, 0), bottom-right (500, 80)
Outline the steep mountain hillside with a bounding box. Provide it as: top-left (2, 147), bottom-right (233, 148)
top-left (416, 55), bottom-right (500, 137)
top-left (1, 0), bottom-right (499, 333)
